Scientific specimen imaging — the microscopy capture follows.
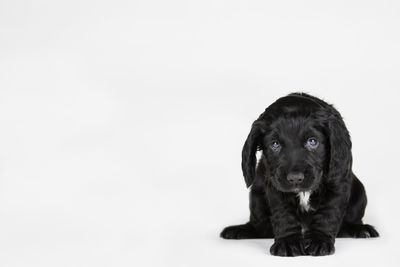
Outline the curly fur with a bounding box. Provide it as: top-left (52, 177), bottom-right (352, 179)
top-left (220, 93), bottom-right (379, 257)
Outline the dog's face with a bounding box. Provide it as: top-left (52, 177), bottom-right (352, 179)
top-left (241, 93), bottom-right (352, 192)
top-left (261, 117), bottom-right (327, 193)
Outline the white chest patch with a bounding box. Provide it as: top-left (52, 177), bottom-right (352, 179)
top-left (297, 191), bottom-right (311, 212)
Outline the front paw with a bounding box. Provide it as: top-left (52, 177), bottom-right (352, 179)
top-left (304, 232), bottom-right (335, 256)
top-left (270, 235), bottom-right (305, 257)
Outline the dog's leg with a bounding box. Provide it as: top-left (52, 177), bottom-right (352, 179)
top-left (220, 186), bottom-right (273, 239)
top-left (303, 178), bottom-right (354, 256)
top-left (267, 185), bottom-right (305, 256)
top-left (337, 176), bottom-right (379, 238)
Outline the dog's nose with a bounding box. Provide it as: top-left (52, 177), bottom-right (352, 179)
top-left (287, 172), bottom-right (304, 184)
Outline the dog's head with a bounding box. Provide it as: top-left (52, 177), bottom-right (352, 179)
top-left (242, 93), bottom-right (352, 192)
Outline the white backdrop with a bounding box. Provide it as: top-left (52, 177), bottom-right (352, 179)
top-left (0, 0), bottom-right (399, 266)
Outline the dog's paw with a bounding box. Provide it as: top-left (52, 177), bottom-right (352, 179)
top-left (304, 232), bottom-right (335, 256)
top-left (220, 223), bottom-right (259, 239)
top-left (353, 224), bottom-right (379, 238)
top-left (270, 235), bottom-right (305, 257)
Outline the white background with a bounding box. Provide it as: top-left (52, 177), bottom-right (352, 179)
top-left (0, 0), bottom-right (399, 266)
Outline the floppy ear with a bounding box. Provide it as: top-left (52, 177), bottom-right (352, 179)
top-left (241, 121), bottom-right (264, 188)
top-left (327, 113), bottom-right (352, 180)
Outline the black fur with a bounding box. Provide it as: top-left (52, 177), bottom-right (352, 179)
top-left (220, 93), bottom-right (378, 256)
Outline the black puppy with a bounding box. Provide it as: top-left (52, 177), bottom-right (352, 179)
top-left (220, 93), bottom-right (378, 256)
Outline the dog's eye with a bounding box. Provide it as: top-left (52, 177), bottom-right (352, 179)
top-left (306, 138), bottom-right (319, 150)
top-left (270, 141), bottom-right (281, 152)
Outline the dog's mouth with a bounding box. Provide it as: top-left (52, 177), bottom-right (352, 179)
top-left (292, 187), bottom-right (302, 193)
top-left (271, 172), bottom-right (322, 193)
top-left (270, 177), bottom-right (308, 193)
top-left (286, 184), bottom-right (312, 193)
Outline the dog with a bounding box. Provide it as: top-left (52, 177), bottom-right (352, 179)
top-left (220, 93), bottom-right (379, 256)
